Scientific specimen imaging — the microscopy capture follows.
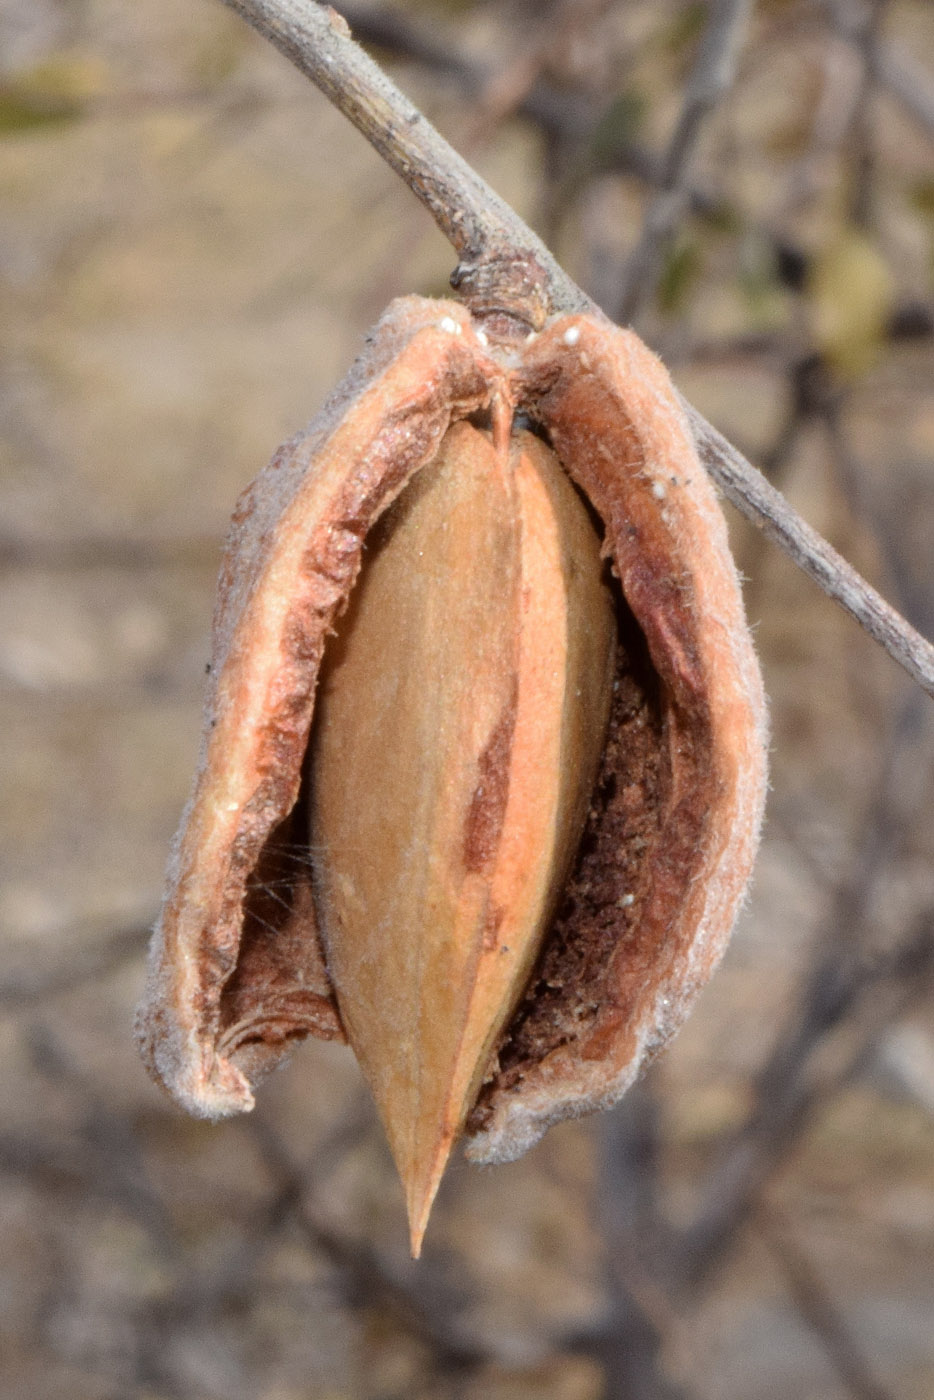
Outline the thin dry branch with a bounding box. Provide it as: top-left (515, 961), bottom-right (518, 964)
top-left (615, 0), bottom-right (752, 322)
top-left (826, 0), bottom-right (934, 136)
top-left (757, 1204), bottom-right (895, 1400)
top-left (216, 0), bottom-right (934, 702)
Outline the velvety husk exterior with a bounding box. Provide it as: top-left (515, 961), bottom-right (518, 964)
top-left (136, 296), bottom-right (768, 1162)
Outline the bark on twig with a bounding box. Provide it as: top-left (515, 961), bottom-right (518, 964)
top-left (216, 0), bottom-right (934, 701)
top-left (218, 0), bottom-right (586, 314)
top-left (682, 404), bottom-right (934, 697)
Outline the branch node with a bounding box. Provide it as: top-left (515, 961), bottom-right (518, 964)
top-left (450, 253), bottom-right (551, 337)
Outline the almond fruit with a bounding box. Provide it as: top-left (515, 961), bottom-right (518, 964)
top-left (136, 296), bottom-right (768, 1254)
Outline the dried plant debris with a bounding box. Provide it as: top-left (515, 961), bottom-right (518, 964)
top-left (137, 297), bottom-right (768, 1254)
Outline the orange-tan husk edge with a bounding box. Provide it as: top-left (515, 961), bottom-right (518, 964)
top-left (135, 296), bottom-right (768, 1165)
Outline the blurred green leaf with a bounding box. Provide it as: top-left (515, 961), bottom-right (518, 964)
top-left (589, 90), bottom-right (647, 168)
top-left (909, 177), bottom-right (934, 219)
top-left (808, 231), bottom-right (895, 377)
top-left (699, 199), bottom-right (743, 236)
top-left (0, 52), bottom-right (107, 136)
top-left (739, 232), bottom-right (779, 305)
top-left (659, 2), bottom-right (707, 56)
top-left (658, 234), bottom-right (701, 313)
top-left (0, 86), bottom-right (82, 134)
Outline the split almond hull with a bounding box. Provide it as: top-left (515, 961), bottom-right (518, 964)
top-left (136, 296), bottom-right (768, 1245)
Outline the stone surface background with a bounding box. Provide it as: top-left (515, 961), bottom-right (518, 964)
top-left (2, 2), bottom-right (934, 1397)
